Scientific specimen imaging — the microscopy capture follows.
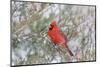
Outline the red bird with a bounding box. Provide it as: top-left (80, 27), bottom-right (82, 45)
top-left (48, 20), bottom-right (73, 56)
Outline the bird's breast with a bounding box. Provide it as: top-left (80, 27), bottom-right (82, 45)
top-left (48, 30), bottom-right (65, 44)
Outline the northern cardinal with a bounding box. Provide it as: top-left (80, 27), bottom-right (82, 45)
top-left (48, 20), bottom-right (73, 56)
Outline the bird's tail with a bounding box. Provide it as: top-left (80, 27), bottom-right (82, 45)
top-left (64, 43), bottom-right (74, 56)
top-left (67, 46), bottom-right (74, 56)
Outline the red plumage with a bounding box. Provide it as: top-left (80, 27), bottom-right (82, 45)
top-left (48, 20), bottom-right (73, 56)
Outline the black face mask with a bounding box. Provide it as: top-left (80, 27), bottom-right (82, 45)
top-left (49, 25), bottom-right (53, 30)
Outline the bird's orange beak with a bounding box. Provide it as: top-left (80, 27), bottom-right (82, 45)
top-left (49, 24), bottom-right (52, 28)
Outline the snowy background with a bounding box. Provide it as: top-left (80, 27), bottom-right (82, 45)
top-left (11, 1), bottom-right (96, 66)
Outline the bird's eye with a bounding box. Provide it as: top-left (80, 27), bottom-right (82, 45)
top-left (49, 25), bottom-right (53, 30)
top-left (50, 24), bottom-right (53, 27)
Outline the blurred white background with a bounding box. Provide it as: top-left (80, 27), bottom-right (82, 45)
top-left (0, 0), bottom-right (100, 67)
